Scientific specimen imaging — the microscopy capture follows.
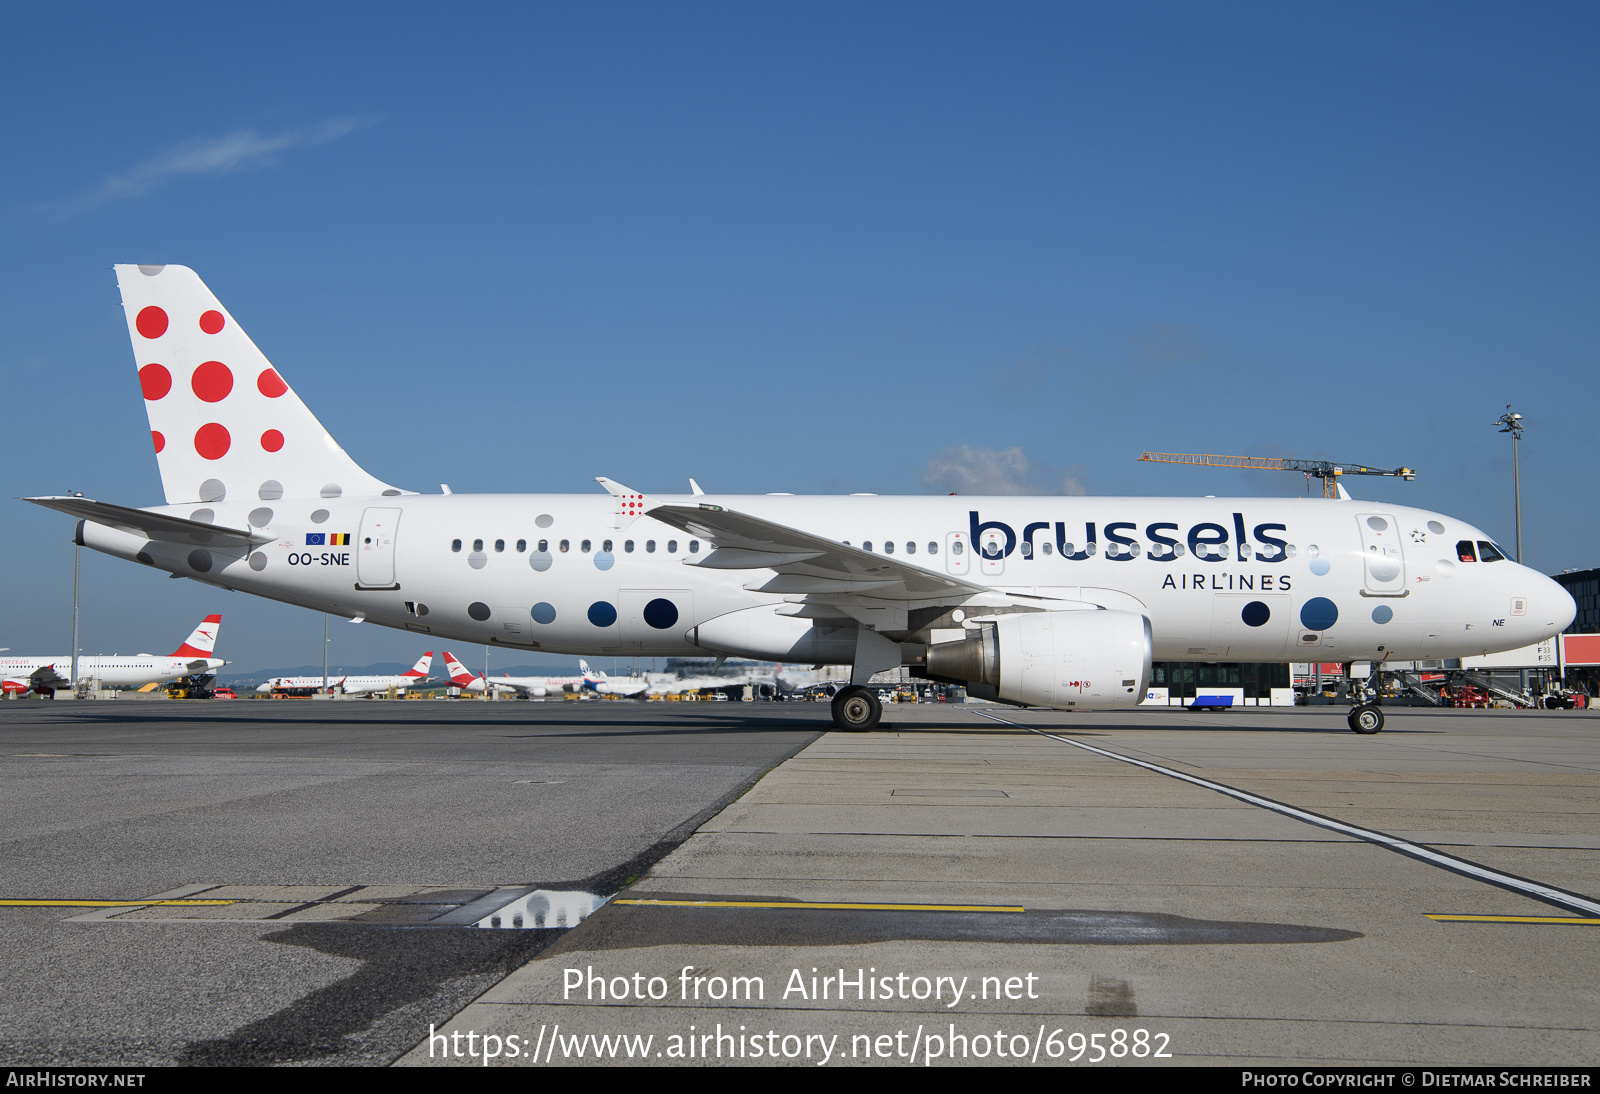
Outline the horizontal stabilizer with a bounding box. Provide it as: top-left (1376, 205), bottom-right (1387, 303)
top-left (26, 496), bottom-right (271, 547)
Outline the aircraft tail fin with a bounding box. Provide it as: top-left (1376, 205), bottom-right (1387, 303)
top-left (441, 651), bottom-right (477, 686)
top-left (579, 658), bottom-right (605, 679)
top-left (403, 652), bottom-right (433, 678)
top-left (114, 264), bottom-right (405, 505)
top-left (171, 614), bottom-right (222, 658)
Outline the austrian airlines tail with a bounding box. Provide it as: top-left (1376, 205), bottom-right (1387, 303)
top-left (403, 652), bottom-right (434, 679)
top-left (441, 651), bottom-right (477, 687)
top-left (114, 264), bottom-right (403, 506)
top-left (170, 614), bottom-right (222, 658)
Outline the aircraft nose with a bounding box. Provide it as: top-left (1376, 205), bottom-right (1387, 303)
top-left (1542, 572), bottom-right (1578, 633)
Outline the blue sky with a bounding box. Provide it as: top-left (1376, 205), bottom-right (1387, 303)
top-left (2, 3), bottom-right (1596, 673)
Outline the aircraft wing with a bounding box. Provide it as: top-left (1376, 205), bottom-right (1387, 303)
top-left (25, 496), bottom-right (272, 548)
top-left (601, 483), bottom-right (985, 602)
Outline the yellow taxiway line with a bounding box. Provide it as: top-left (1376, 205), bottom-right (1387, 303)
top-left (613, 899), bottom-right (1025, 912)
top-left (0, 899), bottom-right (236, 907)
top-left (1425, 914), bottom-right (1600, 925)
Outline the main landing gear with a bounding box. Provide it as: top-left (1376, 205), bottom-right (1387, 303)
top-left (831, 685), bottom-right (882, 731)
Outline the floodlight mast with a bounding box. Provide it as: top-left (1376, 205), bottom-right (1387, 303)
top-left (1136, 452), bottom-right (1416, 499)
top-left (1495, 405), bottom-right (1525, 564)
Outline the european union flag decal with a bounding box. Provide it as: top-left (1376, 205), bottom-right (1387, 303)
top-left (306, 533), bottom-right (326, 546)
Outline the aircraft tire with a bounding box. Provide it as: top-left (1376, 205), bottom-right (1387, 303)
top-left (831, 686), bottom-right (882, 731)
top-left (1348, 705), bottom-right (1384, 734)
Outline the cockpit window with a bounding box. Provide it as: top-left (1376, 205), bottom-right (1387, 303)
top-left (1477, 540), bottom-right (1507, 562)
top-left (1456, 540), bottom-right (1477, 562)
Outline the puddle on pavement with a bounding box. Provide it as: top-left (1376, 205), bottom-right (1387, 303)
top-left (477, 889), bottom-right (610, 929)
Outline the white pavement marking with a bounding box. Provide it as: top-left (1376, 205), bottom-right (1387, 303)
top-left (973, 711), bottom-right (1600, 917)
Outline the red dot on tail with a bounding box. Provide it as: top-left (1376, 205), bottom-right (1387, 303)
top-left (191, 361), bottom-right (234, 402)
top-left (152, 431), bottom-right (165, 453)
top-left (135, 306), bottom-right (168, 339)
top-left (199, 310), bottom-right (225, 334)
top-left (194, 423), bottom-right (231, 460)
top-left (256, 368), bottom-right (288, 398)
top-left (138, 363), bottom-right (172, 400)
top-left (260, 429), bottom-right (284, 452)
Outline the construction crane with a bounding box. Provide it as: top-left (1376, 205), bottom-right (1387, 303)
top-left (1137, 452), bottom-right (1416, 498)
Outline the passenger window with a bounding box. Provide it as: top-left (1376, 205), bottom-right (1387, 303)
top-left (1457, 540), bottom-right (1477, 562)
top-left (1042, 542), bottom-right (1052, 555)
top-left (581, 540), bottom-right (592, 553)
top-left (625, 540), bottom-right (634, 553)
top-left (928, 542), bottom-right (938, 555)
top-left (906, 541), bottom-right (916, 554)
top-left (1020, 541), bottom-right (1033, 557)
top-left (602, 540), bottom-right (613, 553)
top-left (689, 540), bottom-right (700, 553)
top-left (560, 540), bottom-right (570, 553)
top-left (537, 540), bottom-right (548, 552)
top-left (1477, 541), bottom-right (1506, 562)
top-left (952, 541), bottom-right (964, 556)
top-left (451, 539), bottom-right (462, 553)
top-left (473, 539), bottom-right (484, 552)
top-left (667, 540), bottom-right (678, 553)
top-left (516, 539), bottom-right (526, 553)
top-left (883, 541), bottom-right (893, 554)
top-left (864, 541), bottom-right (873, 552)
top-left (494, 539), bottom-right (505, 553)
top-left (646, 540), bottom-right (656, 552)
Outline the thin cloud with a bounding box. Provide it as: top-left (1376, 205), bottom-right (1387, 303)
top-left (925, 444), bottom-right (1088, 496)
top-left (41, 117), bottom-right (370, 217)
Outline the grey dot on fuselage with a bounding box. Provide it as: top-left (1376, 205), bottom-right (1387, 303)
top-left (258, 480), bottom-right (283, 500)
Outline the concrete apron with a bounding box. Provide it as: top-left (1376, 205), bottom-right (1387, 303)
top-left (399, 706), bottom-right (1600, 1067)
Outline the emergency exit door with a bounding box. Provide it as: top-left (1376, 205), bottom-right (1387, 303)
top-left (356, 507), bottom-right (402, 589)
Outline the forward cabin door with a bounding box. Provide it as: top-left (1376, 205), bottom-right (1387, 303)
top-left (356, 507), bottom-right (402, 589)
top-left (1356, 514), bottom-right (1405, 594)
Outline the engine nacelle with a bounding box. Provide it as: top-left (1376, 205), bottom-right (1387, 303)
top-left (925, 609), bottom-right (1152, 710)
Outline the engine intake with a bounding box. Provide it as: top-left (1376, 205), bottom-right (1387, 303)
top-left (925, 609), bottom-right (1152, 709)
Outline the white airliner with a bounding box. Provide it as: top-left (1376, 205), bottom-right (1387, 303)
top-left (256, 651), bottom-right (433, 696)
top-left (26, 265), bottom-right (1577, 733)
top-left (1, 614), bottom-right (225, 694)
top-left (441, 651), bottom-right (606, 697)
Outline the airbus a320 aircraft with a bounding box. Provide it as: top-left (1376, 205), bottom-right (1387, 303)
top-left (27, 266), bottom-right (1576, 732)
top-left (440, 651), bottom-right (607, 697)
top-left (1, 614), bottom-right (225, 694)
top-left (256, 651), bottom-right (433, 696)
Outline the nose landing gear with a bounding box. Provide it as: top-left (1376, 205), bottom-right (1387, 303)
top-left (1348, 704), bottom-right (1384, 734)
top-left (831, 685), bottom-right (882, 731)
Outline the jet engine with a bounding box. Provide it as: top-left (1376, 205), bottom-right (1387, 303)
top-left (925, 609), bottom-right (1152, 710)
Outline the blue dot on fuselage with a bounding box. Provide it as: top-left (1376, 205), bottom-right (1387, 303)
top-left (1300, 597), bottom-right (1339, 631)
top-left (1309, 558), bottom-right (1331, 576)
top-left (1371, 605), bottom-right (1393, 624)
top-left (1241, 601), bottom-right (1271, 627)
top-left (594, 552), bottom-right (614, 571)
top-left (588, 601), bottom-right (618, 628)
top-left (643, 598), bottom-right (679, 629)
top-left (531, 602), bottom-right (556, 624)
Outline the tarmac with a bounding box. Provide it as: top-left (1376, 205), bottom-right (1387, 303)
top-left (2, 699), bottom-right (1597, 1067)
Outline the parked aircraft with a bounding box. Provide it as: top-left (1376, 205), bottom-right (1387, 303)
top-left (27, 265), bottom-right (1577, 732)
top-left (440, 651), bottom-right (605, 697)
top-left (256, 651), bottom-right (433, 696)
top-left (1, 614), bottom-right (225, 694)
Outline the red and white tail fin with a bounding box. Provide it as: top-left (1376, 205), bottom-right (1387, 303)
top-left (441, 651), bottom-right (477, 686)
top-left (403, 652), bottom-right (433, 679)
top-left (114, 264), bottom-right (405, 505)
top-left (171, 614), bottom-right (222, 658)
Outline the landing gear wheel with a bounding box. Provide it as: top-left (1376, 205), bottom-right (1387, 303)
top-left (831, 686), bottom-right (882, 731)
top-left (1348, 704), bottom-right (1384, 734)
